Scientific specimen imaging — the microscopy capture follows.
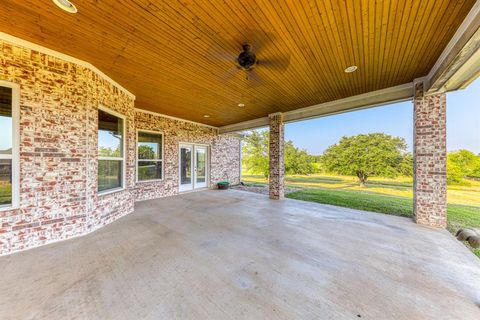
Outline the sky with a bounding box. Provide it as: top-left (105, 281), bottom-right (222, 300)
top-left (285, 77), bottom-right (480, 155)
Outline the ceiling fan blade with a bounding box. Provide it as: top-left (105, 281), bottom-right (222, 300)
top-left (205, 47), bottom-right (237, 62)
top-left (236, 29), bottom-right (277, 53)
top-left (218, 67), bottom-right (239, 83)
top-left (245, 70), bottom-right (264, 87)
top-left (258, 55), bottom-right (291, 73)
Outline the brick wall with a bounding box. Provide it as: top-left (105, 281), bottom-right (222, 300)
top-left (413, 82), bottom-right (447, 228)
top-left (133, 111), bottom-right (241, 201)
top-left (0, 40), bottom-right (241, 255)
top-left (268, 113), bottom-right (285, 200)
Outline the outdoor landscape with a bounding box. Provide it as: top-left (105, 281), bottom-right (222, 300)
top-left (241, 130), bottom-right (480, 257)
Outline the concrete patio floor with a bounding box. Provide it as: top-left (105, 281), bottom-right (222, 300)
top-left (0, 190), bottom-right (479, 319)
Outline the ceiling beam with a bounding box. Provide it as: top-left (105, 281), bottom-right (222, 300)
top-left (425, 0), bottom-right (480, 94)
top-left (218, 116), bottom-right (270, 134)
top-left (283, 83), bottom-right (413, 124)
top-left (219, 82), bottom-right (413, 133)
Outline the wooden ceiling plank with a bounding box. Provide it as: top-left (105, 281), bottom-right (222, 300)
top-left (314, 0), bottom-right (353, 98)
top-left (405, 0), bottom-right (451, 81)
top-left (326, 0), bottom-right (358, 95)
top-left (384, 0), bottom-right (414, 86)
top-left (379, 0), bottom-right (397, 89)
top-left (302, 1), bottom-right (351, 100)
top-left (239, 0), bottom-right (324, 102)
top-left (187, 0), bottom-right (307, 107)
top-left (390, 0), bottom-right (434, 84)
top-left (415, 0), bottom-right (473, 79)
top-left (280, 0), bottom-right (336, 101)
top-left (340, 0), bottom-right (366, 94)
top-left (206, 0), bottom-right (309, 104)
top-left (110, 2), bottom-right (288, 119)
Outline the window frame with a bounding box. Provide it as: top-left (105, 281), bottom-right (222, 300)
top-left (136, 129), bottom-right (164, 183)
top-left (97, 105), bottom-right (126, 195)
top-left (0, 81), bottom-right (20, 211)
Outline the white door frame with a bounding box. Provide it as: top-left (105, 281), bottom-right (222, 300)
top-left (194, 145), bottom-right (208, 189)
top-left (179, 143), bottom-right (210, 192)
top-left (179, 143), bottom-right (194, 192)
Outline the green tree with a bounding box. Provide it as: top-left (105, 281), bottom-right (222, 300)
top-left (397, 153), bottom-right (413, 177)
top-left (284, 141), bottom-right (315, 175)
top-left (447, 157), bottom-right (464, 184)
top-left (321, 133), bottom-right (408, 186)
top-left (138, 145), bottom-right (155, 159)
top-left (98, 146), bottom-right (121, 157)
top-left (242, 130), bottom-right (316, 177)
top-left (242, 130), bottom-right (269, 177)
top-left (447, 149), bottom-right (480, 183)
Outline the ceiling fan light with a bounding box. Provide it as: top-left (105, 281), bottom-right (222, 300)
top-left (52, 0), bottom-right (78, 13)
top-left (238, 103), bottom-right (245, 107)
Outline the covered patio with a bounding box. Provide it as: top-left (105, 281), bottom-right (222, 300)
top-left (1, 0), bottom-right (480, 318)
top-left (1, 190), bottom-right (479, 319)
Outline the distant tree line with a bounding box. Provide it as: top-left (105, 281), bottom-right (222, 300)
top-left (242, 131), bottom-right (480, 186)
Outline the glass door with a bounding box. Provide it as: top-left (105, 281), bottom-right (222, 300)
top-left (194, 146), bottom-right (207, 189)
top-left (179, 144), bottom-right (208, 192)
top-left (179, 144), bottom-right (193, 192)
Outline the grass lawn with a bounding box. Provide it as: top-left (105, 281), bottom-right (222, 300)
top-left (242, 173), bottom-right (480, 257)
top-left (243, 173), bottom-right (480, 207)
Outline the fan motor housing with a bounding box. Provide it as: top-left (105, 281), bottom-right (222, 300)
top-left (237, 44), bottom-right (257, 70)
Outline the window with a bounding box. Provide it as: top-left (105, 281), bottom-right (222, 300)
top-left (137, 130), bottom-right (163, 181)
top-left (98, 107), bottom-right (125, 193)
top-left (0, 82), bottom-right (19, 209)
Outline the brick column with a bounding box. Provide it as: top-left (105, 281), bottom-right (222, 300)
top-left (413, 82), bottom-right (447, 228)
top-left (269, 113), bottom-right (285, 200)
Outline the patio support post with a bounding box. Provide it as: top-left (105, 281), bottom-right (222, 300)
top-left (413, 82), bottom-right (447, 228)
top-left (269, 112), bottom-right (285, 200)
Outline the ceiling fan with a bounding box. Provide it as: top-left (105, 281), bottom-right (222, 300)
top-left (212, 35), bottom-right (291, 86)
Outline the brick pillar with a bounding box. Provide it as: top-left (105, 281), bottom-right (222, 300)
top-left (413, 82), bottom-right (447, 228)
top-left (269, 113), bottom-right (285, 200)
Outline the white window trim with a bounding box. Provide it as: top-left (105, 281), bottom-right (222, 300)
top-left (98, 105), bottom-right (126, 195)
top-left (0, 80), bottom-right (20, 211)
top-left (136, 129), bottom-right (164, 183)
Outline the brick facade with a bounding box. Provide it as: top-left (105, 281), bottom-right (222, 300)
top-left (269, 113), bottom-right (285, 200)
top-left (413, 82), bottom-right (447, 228)
top-left (133, 111), bottom-right (241, 201)
top-left (0, 40), bottom-right (240, 255)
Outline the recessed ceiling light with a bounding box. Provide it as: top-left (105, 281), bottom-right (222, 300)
top-left (344, 65), bottom-right (358, 73)
top-left (52, 0), bottom-right (78, 13)
top-left (203, 114), bottom-right (210, 118)
top-left (238, 103), bottom-right (245, 107)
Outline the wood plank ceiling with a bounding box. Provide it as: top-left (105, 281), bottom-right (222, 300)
top-left (0, 0), bottom-right (476, 126)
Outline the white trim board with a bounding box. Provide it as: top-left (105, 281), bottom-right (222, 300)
top-left (219, 82), bottom-right (414, 134)
top-left (0, 80), bottom-right (20, 211)
top-left (97, 105), bottom-right (127, 195)
top-left (425, 1), bottom-right (480, 93)
top-left (136, 129), bottom-right (165, 183)
top-left (0, 32), bottom-right (135, 100)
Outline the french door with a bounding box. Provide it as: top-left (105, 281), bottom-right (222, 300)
top-left (179, 144), bottom-right (208, 192)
